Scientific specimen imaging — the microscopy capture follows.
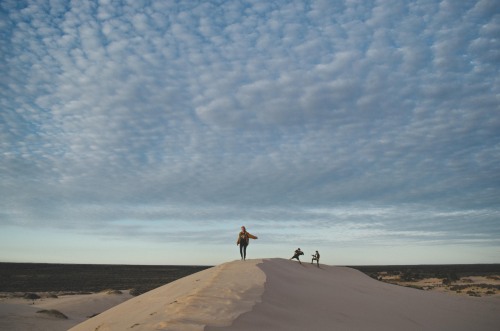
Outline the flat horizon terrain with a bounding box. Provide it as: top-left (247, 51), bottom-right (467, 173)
top-left (0, 262), bottom-right (210, 294)
top-left (2, 262), bottom-right (500, 297)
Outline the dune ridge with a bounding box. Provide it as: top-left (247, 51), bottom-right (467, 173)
top-left (69, 258), bottom-right (499, 331)
top-left (69, 259), bottom-right (266, 331)
top-left (209, 259), bottom-right (500, 331)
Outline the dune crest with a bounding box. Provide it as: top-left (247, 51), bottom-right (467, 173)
top-left (209, 259), bottom-right (500, 331)
top-left (69, 259), bottom-right (265, 331)
top-left (70, 258), bottom-right (500, 331)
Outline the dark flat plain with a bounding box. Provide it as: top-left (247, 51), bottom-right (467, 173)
top-left (2, 263), bottom-right (499, 295)
top-left (0, 263), bottom-right (211, 294)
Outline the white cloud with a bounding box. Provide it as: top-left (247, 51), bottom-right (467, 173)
top-left (1, 0), bottom-right (499, 264)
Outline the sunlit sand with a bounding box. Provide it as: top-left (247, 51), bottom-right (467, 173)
top-left (1, 259), bottom-right (499, 331)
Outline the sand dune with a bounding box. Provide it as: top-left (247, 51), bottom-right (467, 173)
top-left (3, 259), bottom-right (499, 330)
top-left (69, 259), bottom-right (265, 331)
top-left (209, 259), bottom-right (500, 331)
top-left (68, 258), bottom-right (499, 331)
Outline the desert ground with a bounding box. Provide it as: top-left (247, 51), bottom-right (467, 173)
top-left (379, 274), bottom-right (500, 297)
top-left (0, 263), bottom-right (208, 331)
top-left (353, 264), bottom-right (500, 298)
top-left (1, 260), bottom-right (499, 331)
top-left (0, 290), bottom-right (133, 331)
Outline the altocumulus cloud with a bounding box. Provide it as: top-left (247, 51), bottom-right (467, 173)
top-left (0, 0), bottom-right (499, 260)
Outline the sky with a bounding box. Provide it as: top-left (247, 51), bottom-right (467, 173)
top-left (1, 0), bottom-right (499, 266)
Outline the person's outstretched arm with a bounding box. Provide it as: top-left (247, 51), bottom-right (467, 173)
top-left (247, 232), bottom-right (258, 239)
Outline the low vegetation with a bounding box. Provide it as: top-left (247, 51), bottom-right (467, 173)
top-left (36, 309), bottom-right (68, 319)
top-left (105, 289), bottom-right (123, 295)
top-left (23, 292), bottom-right (40, 304)
top-left (351, 264), bottom-right (500, 297)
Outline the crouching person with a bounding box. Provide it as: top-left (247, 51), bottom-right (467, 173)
top-left (290, 248), bottom-right (304, 264)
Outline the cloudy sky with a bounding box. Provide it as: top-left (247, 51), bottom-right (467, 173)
top-left (1, 0), bottom-right (499, 266)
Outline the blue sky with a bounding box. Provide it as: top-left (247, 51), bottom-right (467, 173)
top-left (1, 0), bottom-right (499, 266)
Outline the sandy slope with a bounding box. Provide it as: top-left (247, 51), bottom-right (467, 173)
top-left (208, 259), bottom-right (500, 331)
top-left (72, 258), bottom-right (500, 331)
top-left (69, 259), bottom-right (265, 331)
top-left (0, 291), bottom-right (133, 331)
top-left (3, 259), bottom-right (499, 331)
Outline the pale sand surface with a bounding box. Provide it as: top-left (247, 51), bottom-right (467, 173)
top-left (69, 259), bottom-right (265, 331)
top-left (3, 259), bottom-right (499, 331)
top-left (207, 259), bottom-right (500, 331)
top-left (0, 290), bottom-right (133, 331)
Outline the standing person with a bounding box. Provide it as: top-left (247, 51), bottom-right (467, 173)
top-left (311, 250), bottom-right (320, 267)
top-left (290, 248), bottom-right (304, 264)
top-left (237, 226), bottom-right (258, 260)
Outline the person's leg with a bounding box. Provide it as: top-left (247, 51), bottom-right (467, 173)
top-left (240, 245), bottom-right (244, 260)
top-left (243, 245), bottom-right (247, 260)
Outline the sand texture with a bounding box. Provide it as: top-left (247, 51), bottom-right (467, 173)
top-left (208, 259), bottom-right (500, 331)
top-left (69, 259), bottom-right (265, 331)
top-left (0, 290), bottom-right (133, 331)
top-left (2, 258), bottom-right (499, 330)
